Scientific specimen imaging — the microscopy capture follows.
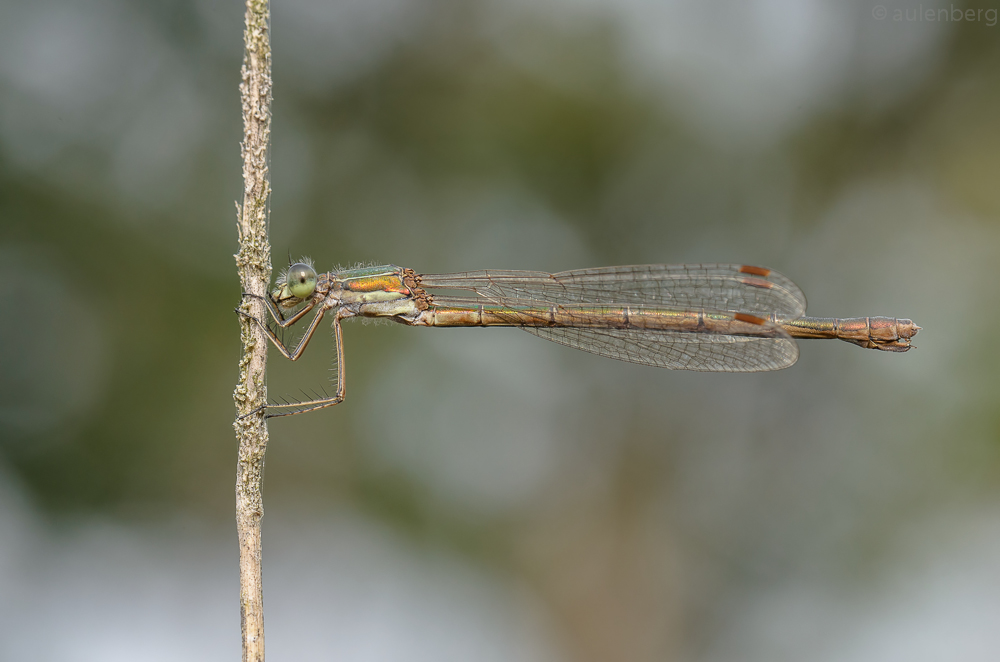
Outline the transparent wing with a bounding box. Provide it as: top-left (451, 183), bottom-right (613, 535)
top-left (418, 264), bottom-right (806, 317)
top-left (524, 325), bottom-right (799, 372)
top-left (420, 264), bottom-right (803, 372)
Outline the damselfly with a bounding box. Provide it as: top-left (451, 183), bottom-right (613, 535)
top-left (239, 262), bottom-right (919, 417)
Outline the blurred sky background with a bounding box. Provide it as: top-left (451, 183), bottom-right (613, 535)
top-left (1, 0), bottom-right (1000, 660)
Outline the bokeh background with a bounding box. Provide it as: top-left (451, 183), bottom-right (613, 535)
top-left (2, 0), bottom-right (1000, 660)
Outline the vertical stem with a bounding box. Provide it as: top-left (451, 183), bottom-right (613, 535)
top-left (234, 1), bottom-right (271, 661)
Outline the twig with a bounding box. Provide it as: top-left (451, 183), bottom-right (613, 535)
top-left (234, 1), bottom-right (272, 660)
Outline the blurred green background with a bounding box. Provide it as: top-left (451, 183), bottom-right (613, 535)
top-left (2, 0), bottom-right (999, 660)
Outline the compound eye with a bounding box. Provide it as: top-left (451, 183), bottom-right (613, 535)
top-left (286, 263), bottom-right (317, 299)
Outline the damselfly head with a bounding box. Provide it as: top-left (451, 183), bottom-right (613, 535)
top-left (284, 262), bottom-right (317, 299)
top-left (272, 260), bottom-right (318, 305)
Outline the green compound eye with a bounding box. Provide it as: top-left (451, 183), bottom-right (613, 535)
top-left (286, 263), bottom-right (317, 299)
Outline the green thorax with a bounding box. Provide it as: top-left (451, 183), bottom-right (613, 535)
top-left (336, 265), bottom-right (413, 305)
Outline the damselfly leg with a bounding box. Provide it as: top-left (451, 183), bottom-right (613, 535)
top-left (237, 292), bottom-right (347, 417)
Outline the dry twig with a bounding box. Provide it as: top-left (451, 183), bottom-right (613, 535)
top-left (234, 0), bottom-right (272, 660)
